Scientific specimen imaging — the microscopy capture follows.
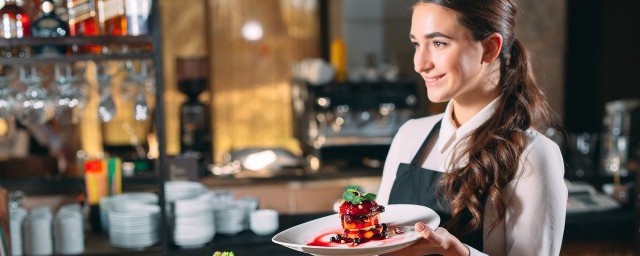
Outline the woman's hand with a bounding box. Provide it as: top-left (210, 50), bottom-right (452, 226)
top-left (384, 222), bottom-right (470, 256)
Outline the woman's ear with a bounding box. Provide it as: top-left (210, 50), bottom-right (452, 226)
top-left (481, 33), bottom-right (503, 64)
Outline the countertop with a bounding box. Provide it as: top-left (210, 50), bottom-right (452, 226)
top-left (170, 207), bottom-right (634, 255)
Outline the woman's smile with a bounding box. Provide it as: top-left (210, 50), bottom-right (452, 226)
top-left (424, 74), bottom-right (446, 87)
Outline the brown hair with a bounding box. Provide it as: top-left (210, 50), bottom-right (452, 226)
top-left (413, 0), bottom-right (558, 236)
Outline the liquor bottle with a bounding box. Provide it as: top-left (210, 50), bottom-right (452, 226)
top-left (96, 0), bottom-right (126, 53)
top-left (17, 0), bottom-right (41, 21)
top-left (53, 0), bottom-right (69, 22)
top-left (31, 0), bottom-right (70, 56)
top-left (96, 0), bottom-right (126, 36)
top-left (67, 0), bottom-right (100, 53)
top-left (0, 0), bottom-right (31, 57)
top-left (123, 0), bottom-right (151, 52)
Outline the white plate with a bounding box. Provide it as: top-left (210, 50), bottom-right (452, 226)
top-left (272, 204), bottom-right (439, 256)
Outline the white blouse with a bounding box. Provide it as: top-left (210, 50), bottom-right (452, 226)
top-left (377, 98), bottom-right (567, 256)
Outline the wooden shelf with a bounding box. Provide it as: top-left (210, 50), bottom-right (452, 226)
top-left (0, 52), bottom-right (154, 65)
top-left (0, 35), bottom-right (152, 47)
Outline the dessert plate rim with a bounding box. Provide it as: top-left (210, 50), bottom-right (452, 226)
top-left (272, 204), bottom-right (440, 256)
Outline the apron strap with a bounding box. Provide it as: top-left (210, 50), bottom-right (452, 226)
top-left (410, 119), bottom-right (442, 167)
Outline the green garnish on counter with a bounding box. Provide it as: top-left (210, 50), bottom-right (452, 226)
top-left (212, 251), bottom-right (235, 256)
top-left (342, 188), bottom-right (376, 204)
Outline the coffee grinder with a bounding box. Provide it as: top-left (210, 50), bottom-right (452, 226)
top-left (176, 56), bottom-right (211, 177)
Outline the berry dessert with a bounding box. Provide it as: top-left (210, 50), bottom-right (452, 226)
top-left (331, 188), bottom-right (387, 245)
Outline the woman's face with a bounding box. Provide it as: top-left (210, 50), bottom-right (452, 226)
top-left (410, 3), bottom-right (489, 103)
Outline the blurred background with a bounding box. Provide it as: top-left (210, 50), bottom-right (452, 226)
top-left (0, 0), bottom-right (638, 255)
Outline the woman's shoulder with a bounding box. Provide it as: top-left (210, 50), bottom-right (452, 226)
top-left (518, 128), bottom-right (565, 179)
top-left (522, 128), bottom-right (561, 156)
top-left (398, 113), bottom-right (445, 133)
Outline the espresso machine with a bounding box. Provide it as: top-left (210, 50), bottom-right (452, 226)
top-left (600, 99), bottom-right (640, 177)
top-left (291, 79), bottom-right (419, 170)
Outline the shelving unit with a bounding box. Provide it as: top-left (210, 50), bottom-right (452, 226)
top-left (0, 36), bottom-right (154, 64)
top-left (0, 0), bottom-right (169, 254)
top-left (0, 35), bottom-right (153, 47)
top-left (0, 52), bottom-right (154, 64)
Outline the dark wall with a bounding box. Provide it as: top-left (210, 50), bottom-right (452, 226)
top-left (564, 0), bottom-right (640, 133)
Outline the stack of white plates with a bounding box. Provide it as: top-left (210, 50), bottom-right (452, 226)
top-left (108, 204), bottom-right (160, 249)
top-left (110, 193), bottom-right (159, 209)
top-left (236, 196), bottom-right (259, 229)
top-left (101, 192), bottom-right (159, 232)
top-left (208, 190), bottom-right (235, 205)
top-left (213, 203), bottom-right (245, 235)
top-left (54, 204), bottom-right (84, 255)
top-left (164, 181), bottom-right (207, 203)
top-left (23, 207), bottom-right (54, 255)
top-left (172, 195), bottom-right (215, 248)
top-left (9, 207), bottom-right (27, 256)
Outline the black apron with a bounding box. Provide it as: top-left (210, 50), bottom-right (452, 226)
top-left (388, 120), bottom-right (484, 251)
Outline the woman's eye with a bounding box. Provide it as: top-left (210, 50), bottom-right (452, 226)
top-left (411, 42), bottom-right (419, 49)
top-left (433, 41), bottom-right (447, 47)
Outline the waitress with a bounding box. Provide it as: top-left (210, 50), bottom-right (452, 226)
top-left (377, 0), bottom-right (567, 255)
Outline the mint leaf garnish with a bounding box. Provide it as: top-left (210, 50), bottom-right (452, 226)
top-left (363, 193), bottom-right (376, 201)
top-left (342, 190), bottom-right (357, 202)
top-left (342, 187), bottom-right (376, 204)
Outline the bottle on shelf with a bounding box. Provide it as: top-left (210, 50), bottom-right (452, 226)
top-left (52, 0), bottom-right (69, 22)
top-left (123, 0), bottom-right (152, 52)
top-left (67, 0), bottom-right (101, 53)
top-left (96, 0), bottom-right (126, 53)
top-left (123, 0), bottom-right (150, 36)
top-left (31, 0), bottom-right (70, 56)
top-left (96, 0), bottom-right (126, 36)
top-left (16, 0), bottom-right (41, 21)
top-left (0, 0), bottom-right (31, 57)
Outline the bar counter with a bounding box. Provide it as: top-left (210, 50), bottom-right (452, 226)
top-left (0, 170), bottom-right (636, 255)
top-left (175, 208), bottom-right (635, 255)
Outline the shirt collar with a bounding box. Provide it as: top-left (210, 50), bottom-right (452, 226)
top-left (437, 96), bottom-right (501, 153)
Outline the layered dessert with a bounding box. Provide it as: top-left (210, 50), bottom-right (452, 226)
top-left (331, 188), bottom-right (387, 245)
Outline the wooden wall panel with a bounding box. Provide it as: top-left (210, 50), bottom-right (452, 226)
top-left (515, 0), bottom-right (566, 118)
top-left (208, 0), bottom-right (320, 162)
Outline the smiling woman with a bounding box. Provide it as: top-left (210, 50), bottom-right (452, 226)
top-left (409, 3), bottom-right (497, 109)
top-left (377, 1), bottom-right (567, 256)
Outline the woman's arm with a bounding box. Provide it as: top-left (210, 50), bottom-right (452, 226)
top-left (502, 135), bottom-right (567, 255)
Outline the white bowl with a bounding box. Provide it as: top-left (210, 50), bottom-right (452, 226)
top-left (250, 209), bottom-right (279, 236)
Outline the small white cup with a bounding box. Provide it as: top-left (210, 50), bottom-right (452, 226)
top-left (249, 209), bottom-right (279, 236)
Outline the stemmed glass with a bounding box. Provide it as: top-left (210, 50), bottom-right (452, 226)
top-left (0, 66), bottom-right (15, 119)
top-left (0, 66), bottom-right (16, 140)
top-left (51, 64), bottom-right (88, 124)
top-left (121, 60), bottom-right (151, 121)
top-left (13, 66), bottom-right (49, 124)
top-left (120, 60), bottom-right (137, 100)
top-left (96, 62), bottom-right (117, 123)
top-left (133, 61), bottom-right (150, 121)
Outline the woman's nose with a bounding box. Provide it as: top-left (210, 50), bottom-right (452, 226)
top-left (414, 48), bottom-right (433, 74)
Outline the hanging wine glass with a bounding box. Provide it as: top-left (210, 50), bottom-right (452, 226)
top-left (52, 63), bottom-right (88, 124)
top-left (96, 62), bottom-right (117, 123)
top-left (0, 66), bottom-right (15, 119)
top-left (134, 60), bottom-right (149, 121)
top-left (13, 66), bottom-right (49, 124)
top-left (143, 60), bottom-right (155, 95)
top-left (120, 60), bottom-right (138, 100)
